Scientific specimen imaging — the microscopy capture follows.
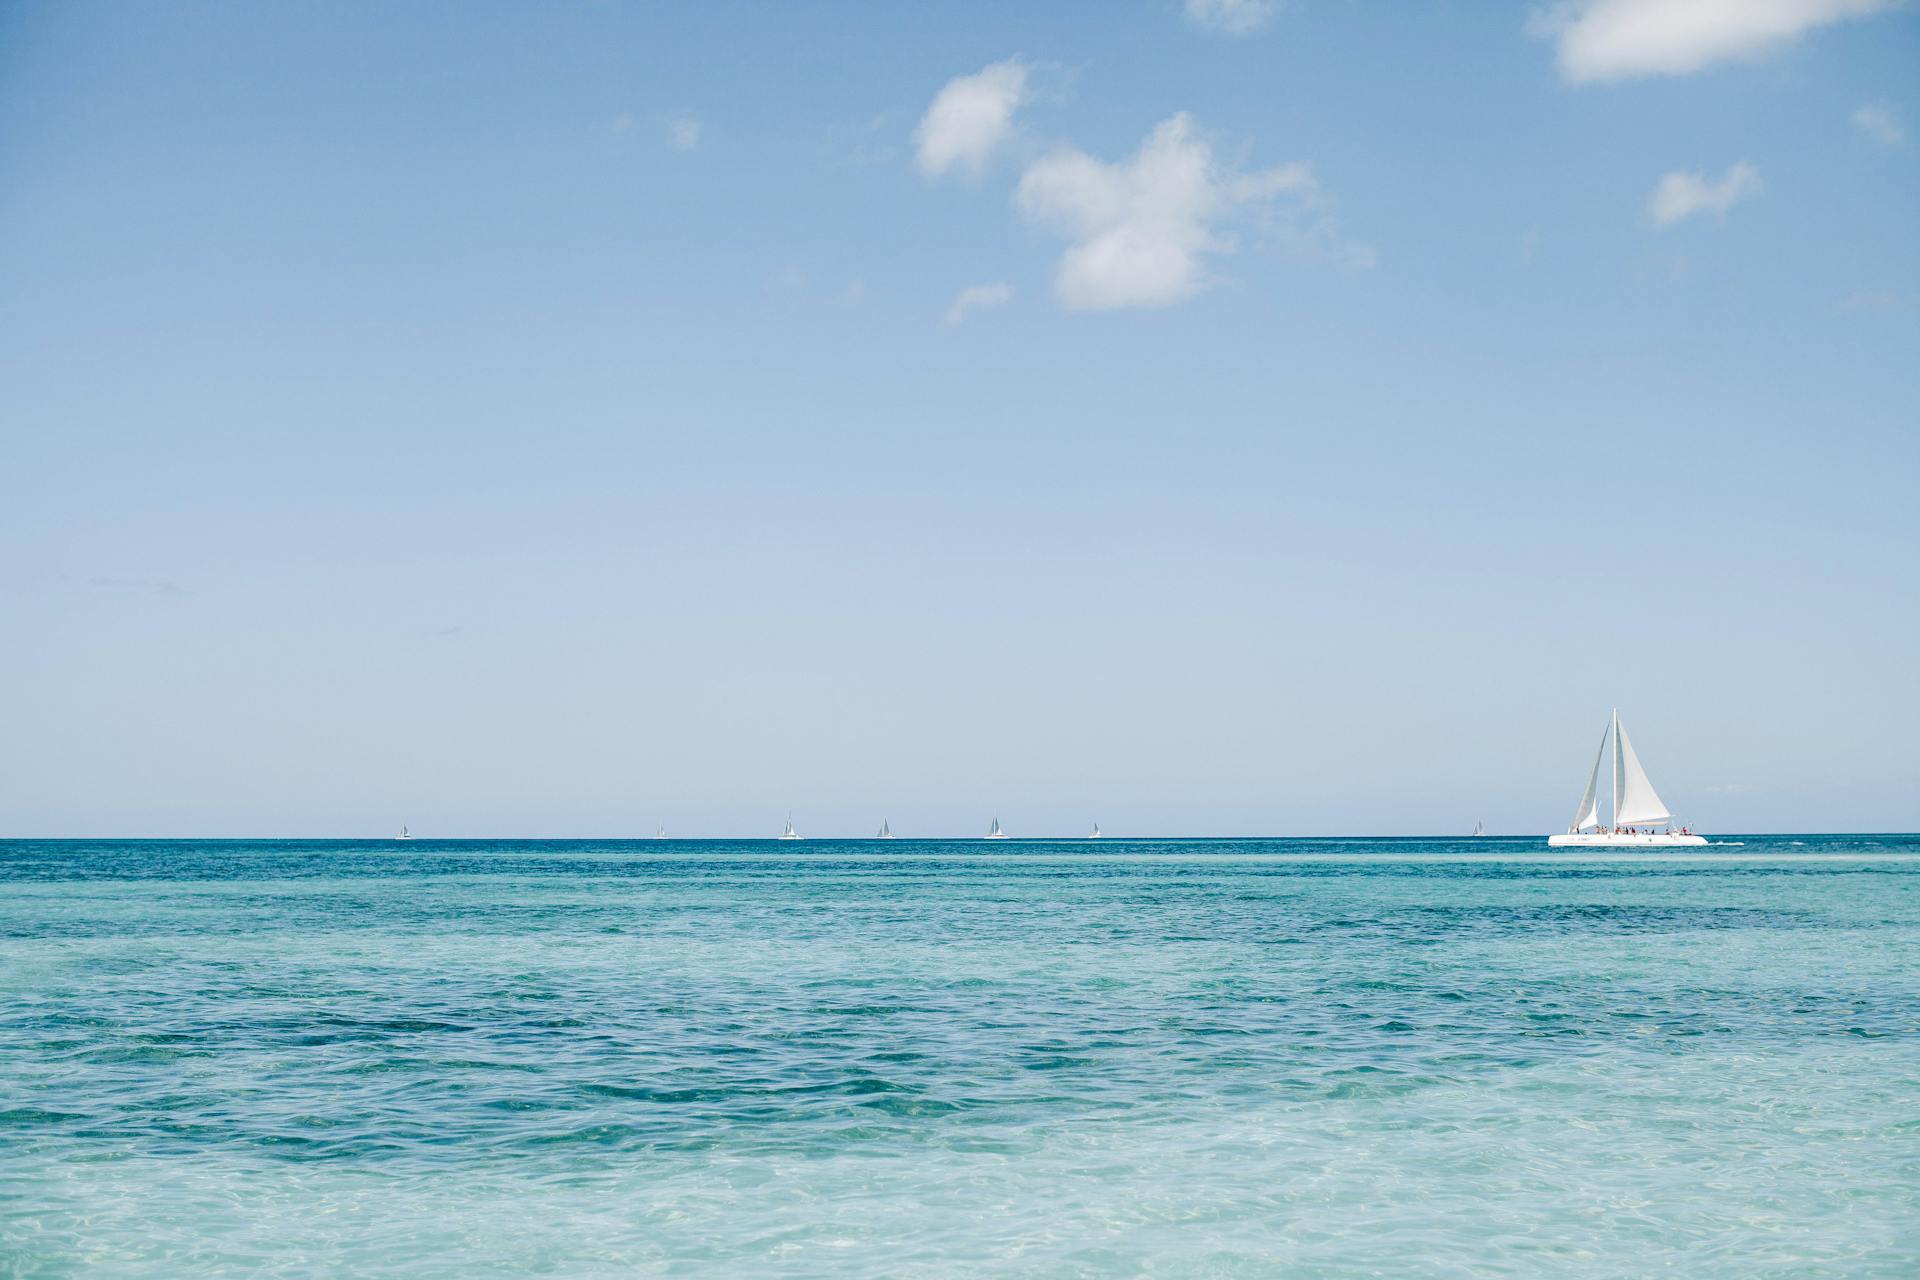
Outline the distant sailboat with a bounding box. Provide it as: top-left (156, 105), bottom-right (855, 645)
top-left (655, 823), bottom-right (667, 840)
top-left (984, 816), bottom-right (1008, 840)
top-left (1089, 823), bottom-right (1102, 839)
top-left (1472, 819), bottom-right (1486, 838)
top-left (1547, 710), bottom-right (1706, 847)
top-left (396, 824), bottom-right (412, 841)
top-left (877, 820), bottom-right (893, 839)
top-left (780, 813), bottom-right (802, 841)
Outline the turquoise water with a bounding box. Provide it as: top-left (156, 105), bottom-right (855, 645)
top-left (3, 836), bottom-right (1917, 1277)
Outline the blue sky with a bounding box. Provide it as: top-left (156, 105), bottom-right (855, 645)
top-left (2, 1), bottom-right (1915, 836)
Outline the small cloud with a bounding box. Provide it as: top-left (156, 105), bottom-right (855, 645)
top-left (1704, 783), bottom-right (1751, 795)
top-left (1184, 0), bottom-right (1277, 36)
top-left (1014, 112), bottom-right (1361, 311)
top-left (1530, 0), bottom-right (1898, 85)
top-left (769, 264), bottom-right (808, 291)
top-left (436, 624), bottom-right (465, 639)
top-left (611, 111), bottom-right (701, 151)
top-left (665, 112), bottom-right (702, 153)
top-left (842, 279), bottom-right (866, 304)
top-left (915, 58), bottom-right (1028, 179)
top-left (945, 282), bottom-right (1014, 325)
top-left (828, 112), bottom-right (900, 170)
top-left (1852, 102), bottom-right (1905, 146)
top-left (89, 575), bottom-right (189, 597)
top-left (1839, 289), bottom-right (1914, 313)
top-left (1648, 162), bottom-right (1760, 228)
top-left (845, 142), bottom-right (898, 168)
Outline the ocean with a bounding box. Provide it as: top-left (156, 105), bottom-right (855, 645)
top-left (3, 836), bottom-right (1916, 1276)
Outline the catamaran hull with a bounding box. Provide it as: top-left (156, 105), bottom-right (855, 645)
top-left (1547, 833), bottom-right (1708, 847)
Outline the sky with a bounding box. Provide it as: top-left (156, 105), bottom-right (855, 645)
top-left (1, 0), bottom-right (1916, 837)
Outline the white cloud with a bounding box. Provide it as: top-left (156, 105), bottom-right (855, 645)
top-left (1648, 162), bottom-right (1761, 227)
top-left (1014, 112), bottom-right (1344, 311)
top-left (1852, 102), bottom-right (1905, 145)
top-left (610, 111), bottom-right (702, 151)
top-left (1531, 0), bottom-right (1896, 84)
top-left (945, 282), bottom-right (1014, 325)
top-left (666, 113), bottom-right (702, 153)
top-left (1184, 0), bottom-right (1277, 36)
top-left (915, 59), bottom-right (1028, 178)
top-left (1839, 288), bottom-right (1913, 312)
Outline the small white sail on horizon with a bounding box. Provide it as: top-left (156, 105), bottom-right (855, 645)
top-left (1548, 710), bottom-right (1703, 847)
top-left (655, 823), bottom-right (667, 840)
top-left (984, 816), bottom-right (1007, 840)
top-left (397, 824), bottom-right (412, 841)
top-left (1090, 823), bottom-right (1102, 839)
top-left (1472, 819), bottom-right (1486, 838)
top-left (780, 813), bottom-right (802, 841)
top-left (877, 820), bottom-right (893, 839)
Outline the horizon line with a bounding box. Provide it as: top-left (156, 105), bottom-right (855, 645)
top-left (6, 832), bottom-right (1916, 842)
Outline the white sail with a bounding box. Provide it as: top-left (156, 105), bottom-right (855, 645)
top-left (1090, 824), bottom-right (1101, 838)
top-left (1613, 716), bottom-right (1673, 826)
top-left (985, 816), bottom-right (1005, 839)
top-left (1570, 721), bottom-right (1607, 831)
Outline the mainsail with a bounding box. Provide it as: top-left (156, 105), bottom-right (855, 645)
top-left (1613, 716), bottom-right (1673, 826)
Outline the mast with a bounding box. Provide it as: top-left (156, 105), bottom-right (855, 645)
top-left (1610, 708), bottom-right (1619, 831)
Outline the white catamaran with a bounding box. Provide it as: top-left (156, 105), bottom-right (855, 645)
top-left (1548, 710), bottom-right (1705, 847)
top-left (984, 816), bottom-right (1008, 840)
top-left (396, 824), bottom-right (413, 841)
top-left (780, 814), bottom-right (802, 841)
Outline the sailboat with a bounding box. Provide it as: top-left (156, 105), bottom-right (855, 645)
top-left (984, 816), bottom-right (1008, 840)
top-left (877, 820), bottom-right (893, 839)
top-left (1089, 823), bottom-right (1102, 839)
top-left (396, 824), bottom-right (413, 841)
top-left (1472, 820), bottom-right (1486, 838)
top-left (1547, 710), bottom-right (1706, 847)
top-left (655, 823), bottom-right (667, 840)
top-left (779, 813), bottom-right (802, 841)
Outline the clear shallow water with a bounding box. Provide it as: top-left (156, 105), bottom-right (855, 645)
top-left (3, 836), bottom-right (1917, 1278)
